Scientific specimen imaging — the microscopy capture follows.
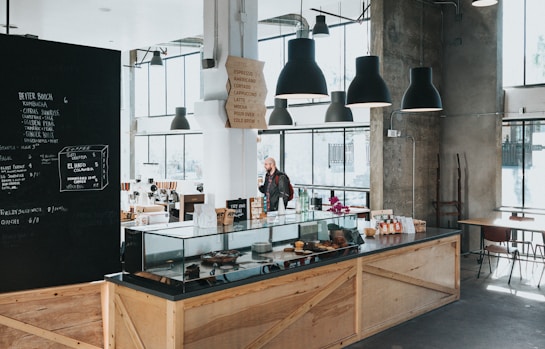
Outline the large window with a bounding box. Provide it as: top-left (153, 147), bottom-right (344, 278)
top-left (256, 21), bottom-right (370, 207)
top-left (132, 49), bottom-right (203, 181)
top-left (502, 0), bottom-right (545, 210)
top-left (134, 51), bottom-right (201, 118)
top-left (258, 127), bottom-right (370, 207)
top-left (134, 133), bottom-right (203, 181)
top-left (503, 0), bottom-right (545, 87)
top-left (502, 120), bottom-right (545, 209)
top-left (132, 21), bottom-right (370, 192)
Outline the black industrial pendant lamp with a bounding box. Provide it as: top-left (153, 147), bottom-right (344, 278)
top-left (400, 2), bottom-right (442, 112)
top-left (346, 56), bottom-right (391, 108)
top-left (150, 50), bottom-right (163, 66)
top-left (275, 38), bottom-right (328, 99)
top-left (472, 0), bottom-right (498, 7)
top-left (275, 0), bottom-right (328, 99)
top-left (312, 15), bottom-right (329, 38)
top-left (345, 1), bottom-right (391, 108)
top-left (401, 67), bottom-right (442, 112)
top-left (325, 91), bottom-right (353, 122)
top-left (170, 107), bottom-right (190, 130)
top-left (269, 99), bottom-right (293, 125)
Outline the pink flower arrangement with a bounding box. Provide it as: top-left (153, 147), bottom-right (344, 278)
top-left (327, 196), bottom-right (350, 214)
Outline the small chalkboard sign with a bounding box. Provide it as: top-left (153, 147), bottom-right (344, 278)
top-left (226, 198), bottom-right (247, 222)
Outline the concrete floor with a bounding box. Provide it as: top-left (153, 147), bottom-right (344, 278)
top-left (346, 253), bottom-right (545, 349)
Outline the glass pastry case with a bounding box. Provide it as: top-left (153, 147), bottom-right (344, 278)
top-left (123, 211), bottom-right (361, 293)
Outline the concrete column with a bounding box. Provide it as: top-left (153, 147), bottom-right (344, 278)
top-left (372, 0), bottom-right (442, 221)
top-left (194, 0), bottom-right (259, 207)
top-left (440, 0), bottom-right (500, 251)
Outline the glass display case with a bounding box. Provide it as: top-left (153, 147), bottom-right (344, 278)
top-left (123, 211), bottom-right (361, 293)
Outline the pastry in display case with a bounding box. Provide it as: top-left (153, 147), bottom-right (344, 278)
top-left (123, 211), bottom-right (361, 294)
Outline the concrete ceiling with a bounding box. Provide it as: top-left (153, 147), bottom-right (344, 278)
top-left (0, 0), bottom-right (365, 51)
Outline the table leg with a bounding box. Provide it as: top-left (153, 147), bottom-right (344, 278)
top-left (477, 226), bottom-right (484, 264)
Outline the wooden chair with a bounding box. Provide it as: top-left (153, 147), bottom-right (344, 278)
top-left (477, 226), bottom-right (521, 284)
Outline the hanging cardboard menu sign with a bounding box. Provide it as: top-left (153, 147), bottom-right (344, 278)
top-left (225, 56), bottom-right (267, 129)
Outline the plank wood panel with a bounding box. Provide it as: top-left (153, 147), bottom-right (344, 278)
top-left (183, 260), bottom-right (358, 349)
top-left (0, 282), bottom-right (104, 349)
top-left (359, 236), bottom-right (460, 338)
top-left (112, 284), bottom-right (169, 349)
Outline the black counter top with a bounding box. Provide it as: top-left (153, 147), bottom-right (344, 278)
top-left (105, 227), bottom-right (460, 301)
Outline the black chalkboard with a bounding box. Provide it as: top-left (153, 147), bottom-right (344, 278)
top-left (0, 34), bottom-right (121, 292)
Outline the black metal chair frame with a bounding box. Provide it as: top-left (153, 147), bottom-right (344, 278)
top-left (477, 226), bottom-right (522, 285)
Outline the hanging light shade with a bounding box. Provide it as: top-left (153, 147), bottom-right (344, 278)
top-left (472, 0), bottom-right (498, 7)
top-left (325, 91), bottom-right (353, 122)
top-left (150, 50), bottom-right (163, 66)
top-left (312, 15), bottom-right (329, 38)
top-left (346, 56), bottom-right (392, 108)
top-left (401, 67), bottom-right (442, 112)
top-left (269, 98), bottom-right (293, 125)
top-left (170, 107), bottom-right (190, 130)
top-left (275, 38), bottom-right (328, 99)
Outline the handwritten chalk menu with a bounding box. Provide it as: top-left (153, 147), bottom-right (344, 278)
top-left (225, 56), bottom-right (268, 129)
top-left (226, 198), bottom-right (247, 222)
top-left (59, 145), bottom-right (109, 191)
top-left (0, 34), bottom-right (121, 292)
top-left (19, 91), bottom-right (60, 145)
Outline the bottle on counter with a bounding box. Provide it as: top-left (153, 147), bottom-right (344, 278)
top-left (295, 188), bottom-right (302, 214)
top-left (278, 197), bottom-right (286, 215)
top-left (301, 188), bottom-right (309, 213)
top-left (263, 195), bottom-right (267, 215)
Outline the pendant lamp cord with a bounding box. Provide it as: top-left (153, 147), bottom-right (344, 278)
top-left (6, 0), bottom-right (9, 34)
top-left (339, 2), bottom-right (343, 90)
top-left (366, 1), bottom-right (370, 55)
top-left (419, 1), bottom-right (424, 66)
top-left (239, 0), bottom-right (246, 57)
top-left (214, 0), bottom-right (218, 62)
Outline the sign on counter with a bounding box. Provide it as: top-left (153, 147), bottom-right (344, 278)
top-left (226, 198), bottom-right (247, 222)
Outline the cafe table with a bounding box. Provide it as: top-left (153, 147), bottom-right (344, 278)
top-left (459, 214), bottom-right (545, 287)
top-left (458, 214), bottom-right (545, 261)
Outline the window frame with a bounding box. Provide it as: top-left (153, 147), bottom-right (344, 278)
top-left (134, 132), bottom-right (203, 181)
top-left (259, 125), bottom-right (371, 208)
top-left (501, 118), bottom-right (545, 210)
top-left (503, 0), bottom-right (545, 87)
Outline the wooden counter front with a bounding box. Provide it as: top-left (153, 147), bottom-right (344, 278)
top-left (104, 232), bottom-right (460, 348)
